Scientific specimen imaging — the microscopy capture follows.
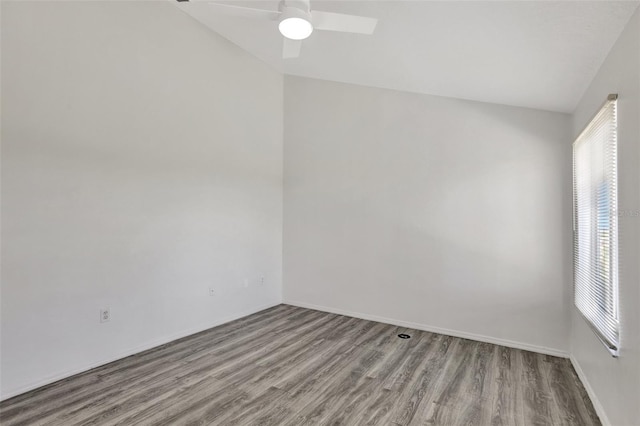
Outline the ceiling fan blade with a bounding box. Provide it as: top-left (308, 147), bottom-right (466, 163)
top-left (208, 2), bottom-right (280, 20)
top-left (283, 38), bottom-right (302, 59)
top-left (311, 10), bottom-right (377, 35)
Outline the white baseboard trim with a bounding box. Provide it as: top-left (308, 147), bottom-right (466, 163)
top-left (569, 355), bottom-right (610, 426)
top-left (284, 299), bottom-right (569, 358)
top-left (0, 301), bottom-right (280, 402)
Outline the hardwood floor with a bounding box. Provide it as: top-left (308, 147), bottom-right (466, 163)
top-left (0, 305), bottom-right (600, 425)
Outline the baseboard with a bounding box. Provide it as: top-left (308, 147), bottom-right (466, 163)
top-left (569, 355), bottom-right (611, 426)
top-left (284, 299), bottom-right (569, 358)
top-left (0, 301), bottom-right (280, 401)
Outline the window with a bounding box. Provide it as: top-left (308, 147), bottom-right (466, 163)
top-left (573, 94), bottom-right (619, 356)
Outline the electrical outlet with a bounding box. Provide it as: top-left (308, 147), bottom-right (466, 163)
top-left (100, 308), bottom-right (110, 323)
top-left (259, 276), bottom-right (265, 286)
top-left (209, 287), bottom-right (215, 296)
top-left (243, 279), bottom-right (249, 288)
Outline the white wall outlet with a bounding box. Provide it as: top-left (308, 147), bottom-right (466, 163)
top-left (259, 276), bottom-right (265, 286)
top-left (243, 279), bottom-right (249, 288)
top-left (209, 287), bottom-right (215, 296)
top-left (100, 308), bottom-right (110, 323)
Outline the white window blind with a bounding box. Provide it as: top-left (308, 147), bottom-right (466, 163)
top-left (573, 94), bottom-right (619, 356)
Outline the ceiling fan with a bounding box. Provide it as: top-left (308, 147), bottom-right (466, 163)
top-left (179, 0), bottom-right (378, 59)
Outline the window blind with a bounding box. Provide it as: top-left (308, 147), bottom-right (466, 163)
top-left (573, 94), bottom-right (619, 356)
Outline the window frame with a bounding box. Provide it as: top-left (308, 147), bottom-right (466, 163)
top-left (572, 93), bottom-right (620, 357)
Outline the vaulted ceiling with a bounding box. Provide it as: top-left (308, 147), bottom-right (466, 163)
top-left (177, 0), bottom-right (640, 113)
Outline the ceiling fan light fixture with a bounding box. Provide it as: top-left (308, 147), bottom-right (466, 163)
top-left (203, 0), bottom-right (378, 59)
top-left (279, 16), bottom-right (313, 40)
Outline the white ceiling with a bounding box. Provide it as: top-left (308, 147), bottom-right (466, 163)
top-left (177, 0), bottom-right (639, 113)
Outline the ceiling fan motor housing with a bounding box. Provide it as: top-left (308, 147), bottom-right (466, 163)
top-left (279, 1), bottom-right (312, 24)
top-left (279, 7), bottom-right (312, 24)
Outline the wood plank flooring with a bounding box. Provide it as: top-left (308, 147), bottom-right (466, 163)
top-left (0, 305), bottom-right (600, 425)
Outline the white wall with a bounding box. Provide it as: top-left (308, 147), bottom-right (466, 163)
top-left (570, 8), bottom-right (640, 426)
top-left (283, 76), bottom-right (572, 355)
top-left (0, 1), bottom-right (283, 399)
